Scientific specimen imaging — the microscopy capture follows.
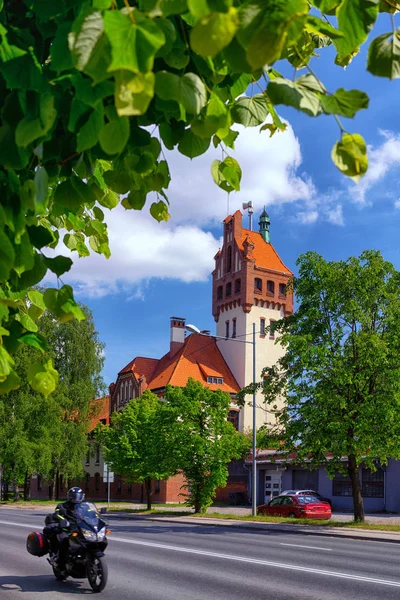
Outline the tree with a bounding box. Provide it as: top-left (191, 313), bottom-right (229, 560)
top-left (0, 302), bottom-right (105, 500)
top-left (256, 250), bottom-right (400, 522)
top-left (0, 1), bottom-right (399, 391)
top-left (165, 379), bottom-right (248, 513)
top-left (97, 391), bottom-right (177, 510)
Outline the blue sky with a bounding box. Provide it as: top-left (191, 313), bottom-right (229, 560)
top-left (62, 14), bottom-right (400, 387)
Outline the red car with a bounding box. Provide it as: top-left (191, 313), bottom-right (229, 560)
top-left (257, 494), bottom-right (332, 520)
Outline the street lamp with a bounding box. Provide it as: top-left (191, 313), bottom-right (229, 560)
top-left (185, 322), bottom-right (258, 517)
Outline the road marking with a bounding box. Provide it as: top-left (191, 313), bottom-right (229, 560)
top-left (3, 518), bottom-right (400, 587)
top-left (279, 543), bottom-right (332, 551)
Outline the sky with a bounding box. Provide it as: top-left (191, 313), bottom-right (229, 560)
top-left (51, 14), bottom-right (400, 387)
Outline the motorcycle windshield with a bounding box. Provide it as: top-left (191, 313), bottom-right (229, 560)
top-left (74, 502), bottom-right (101, 529)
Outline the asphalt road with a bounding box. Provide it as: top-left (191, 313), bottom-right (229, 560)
top-left (1, 508), bottom-right (400, 599)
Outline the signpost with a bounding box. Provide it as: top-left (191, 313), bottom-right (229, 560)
top-left (103, 463), bottom-right (114, 509)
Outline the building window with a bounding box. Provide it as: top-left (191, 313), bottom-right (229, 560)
top-left (37, 475), bottom-right (42, 491)
top-left (232, 318), bottom-right (237, 338)
top-left (267, 280), bottom-right (275, 294)
top-left (269, 319), bottom-right (276, 339)
top-left (225, 320), bottom-right (230, 338)
top-left (332, 471), bottom-right (352, 496)
top-left (234, 278), bottom-right (241, 294)
top-left (260, 318), bottom-right (266, 335)
top-left (85, 451), bottom-right (90, 466)
top-left (95, 473), bottom-right (100, 493)
top-left (95, 444), bottom-right (100, 465)
top-left (117, 392), bottom-right (120, 407)
top-left (217, 286), bottom-right (223, 300)
top-left (85, 472), bottom-right (90, 491)
top-left (127, 482), bottom-right (132, 492)
top-left (228, 410), bottom-right (239, 430)
top-left (129, 381), bottom-right (132, 400)
top-left (155, 480), bottom-right (161, 494)
top-left (117, 475), bottom-right (122, 494)
top-left (279, 283), bottom-right (286, 296)
top-left (207, 376), bottom-right (224, 384)
top-left (362, 468), bottom-right (384, 498)
top-left (226, 282), bottom-right (232, 297)
top-left (254, 278), bottom-right (262, 292)
top-left (227, 246), bottom-right (232, 272)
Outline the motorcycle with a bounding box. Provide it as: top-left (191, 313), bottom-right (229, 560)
top-left (27, 501), bottom-right (110, 593)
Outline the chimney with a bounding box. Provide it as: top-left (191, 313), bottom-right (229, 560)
top-left (170, 316), bottom-right (186, 357)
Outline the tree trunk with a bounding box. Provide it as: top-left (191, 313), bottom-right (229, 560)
top-left (13, 475), bottom-right (20, 502)
top-left (144, 477), bottom-right (152, 510)
top-left (348, 454), bottom-right (364, 522)
top-left (24, 471), bottom-right (31, 501)
top-left (49, 473), bottom-right (56, 501)
top-left (55, 470), bottom-right (60, 500)
top-left (3, 480), bottom-right (9, 501)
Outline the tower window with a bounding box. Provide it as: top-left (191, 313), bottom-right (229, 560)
top-left (228, 410), bottom-right (239, 431)
top-left (269, 319), bottom-right (276, 339)
top-left (234, 279), bottom-right (241, 294)
top-left (232, 318), bottom-right (237, 338)
top-left (267, 280), bottom-right (275, 294)
top-left (279, 283), bottom-right (286, 296)
top-left (217, 286), bottom-right (223, 300)
top-left (260, 318), bottom-right (266, 335)
top-left (226, 246), bottom-right (232, 272)
top-left (226, 282), bottom-right (232, 297)
top-left (254, 278), bottom-right (262, 292)
top-left (225, 320), bottom-right (230, 338)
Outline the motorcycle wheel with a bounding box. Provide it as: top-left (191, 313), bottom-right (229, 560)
top-left (87, 556), bottom-right (108, 593)
top-left (52, 565), bottom-right (67, 581)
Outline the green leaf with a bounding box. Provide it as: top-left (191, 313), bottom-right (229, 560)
top-left (51, 22), bottom-right (74, 73)
top-left (309, 0), bottom-right (341, 14)
top-left (155, 71), bottom-right (207, 115)
top-left (320, 89), bottom-right (369, 117)
top-left (43, 256), bottom-right (73, 277)
top-left (178, 129), bottom-right (211, 158)
top-left (98, 190), bottom-right (119, 209)
top-left (237, 0), bottom-right (309, 69)
top-left (0, 370), bottom-right (21, 395)
top-left (0, 344), bottom-right (14, 382)
top-left (114, 70), bottom-right (155, 116)
top-left (68, 9), bottom-right (104, 71)
top-left (334, 0), bottom-right (379, 60)
top-left (219, 156), bottom-right (241, 191)
top-left (0, 230), bottom-right (16, 280)
top-left (190, 7), bottom-right (239, 58)
top-left (160, 0), bottom-right (188, 15)
top-left (99, 116), bottom-right (130, 154)
top-left (26, 225), bottom-right (54, 249)
top-left (44, 285), bottom-right (86, 323)
top-left (305, 15), bottom-right (344, 39)
top-left (34, 167), bottom-right (49, 213)
top-left (267, 75), bottom-right (324, 117)
top-left (103, 10), bottom-right (165, 74)
top-left (123, 189), bottom-right (147, 210)
top-left (18, 253), bottom-right (47, 288)
top-left (150, 200), bottom-right (171, 222)
top-left (379, 0), bottom-right (400, 12)
top-left (367, 30), bottom-right (400, 79)
top-left (17, 312), bottom-right (39, 333)
top-left (27, 359), bottom-right (59, 397)
top-left (231, 94), bottom-right (269, 126)
top-left (103, 169), bottom-right (134, 193)
top-left (28, 290), bottom-right (46, 311)
top-left (331, 133), bottom-right (368, 181)
top-left (18, 332), bottom-right (49, 352)
top-left (77, 105), bottom-right (104, 152)
top-left (54, 176), bottom-right (97, 211)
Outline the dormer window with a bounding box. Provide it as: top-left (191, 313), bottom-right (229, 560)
top-left (207, 376), bottom-right (224, 384)
top-left (255, 278), bottom-right (262, 292)
top-left (267, 280), bottom-right (275, 294)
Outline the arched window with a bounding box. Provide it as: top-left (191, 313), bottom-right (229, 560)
top-left (95, 473), bottom-right (100, 492)
top-left (217, 285), bottom-right (223, 300)
top-left (129, 381), bottom-right (132, 400)
top-left (267, 280), bottom-right (275, 294)
top-left (279, 283), bottom-right (286, 296)
top-left (234, 279), bottom-right (241, 294)
top-left (254, 278), bottom-right (262, 292)
top-left (228, 410), bottom-right (239, 431)
top-left (85, 472), bottom-right (90, 491)
top-left (226, 246), bottom-right (232, 272)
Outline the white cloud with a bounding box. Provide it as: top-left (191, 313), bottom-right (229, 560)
top-left (353, 131), bottom-right (400, 204)
top-left (50, 121), bottom-right (319, 297)
top-left (326, 204), bottom-right (344, 226)
top-left (295, 210), bottom-right (319, 224)
top-left (394, 199), bottom-right (400, 209)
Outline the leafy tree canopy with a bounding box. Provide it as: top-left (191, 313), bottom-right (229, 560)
top-left (255, 250), bottom-right (400, 522)
top-left (0, 0), bottom-right (399, 393)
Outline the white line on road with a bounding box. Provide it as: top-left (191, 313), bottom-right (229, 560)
top-left (279, 543), bottom-right (332, 551)
top-left (2, 519), bottom-right (400, 588)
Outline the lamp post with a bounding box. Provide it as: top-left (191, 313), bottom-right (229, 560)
top-left (185, 322), bottom-right (258, 517)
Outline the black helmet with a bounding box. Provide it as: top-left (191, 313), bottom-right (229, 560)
top-left (67, 487), bottom-right (85, 504)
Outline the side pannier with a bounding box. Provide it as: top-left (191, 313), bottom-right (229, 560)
top-left (26, 531), bottom-right (49, 557)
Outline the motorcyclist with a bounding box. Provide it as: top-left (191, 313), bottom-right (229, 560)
top-left (44, 487), bottom-right (85, 573)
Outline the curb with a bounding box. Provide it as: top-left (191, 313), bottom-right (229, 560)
top-left (104, 513), bottom-right (400, 544)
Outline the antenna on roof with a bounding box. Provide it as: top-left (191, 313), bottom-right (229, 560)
top-left (242, 201), bottom-right (254, 230)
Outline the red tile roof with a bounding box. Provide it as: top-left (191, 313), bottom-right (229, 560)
top-left (88, 396), bottom-right (110, 432)
top-left (237, 229), bottom-right (292, 275)
top-left (148, 333), bottom-right (240, 394)
top-left (119, 356), bottom-right (159, 383)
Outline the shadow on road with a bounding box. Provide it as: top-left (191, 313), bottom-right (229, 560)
top-left (0, 575), bottom-right (92, 594)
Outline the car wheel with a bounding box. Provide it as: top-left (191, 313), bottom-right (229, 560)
top-left (288, 512), bottom-right (296, 518)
